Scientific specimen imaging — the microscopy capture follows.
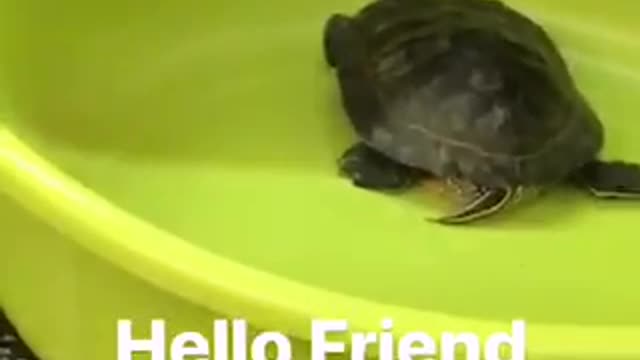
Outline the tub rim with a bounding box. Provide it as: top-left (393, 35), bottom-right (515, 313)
top-left (1, 123), bottom-right (640, 360)
top-left (1, 6), bottom-right (640, 358)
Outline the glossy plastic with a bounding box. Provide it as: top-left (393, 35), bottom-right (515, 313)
top-left (0, 0), bottom-right (639, 359)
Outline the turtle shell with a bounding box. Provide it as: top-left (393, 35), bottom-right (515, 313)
top-left (337, 0), bottom-right (604, 188)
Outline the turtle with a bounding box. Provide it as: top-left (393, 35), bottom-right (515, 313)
top-left (323, 0), bottom-right (640, 224)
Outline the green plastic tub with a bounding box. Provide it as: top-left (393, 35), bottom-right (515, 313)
top-left (1, 0), bottom-right (639, 359)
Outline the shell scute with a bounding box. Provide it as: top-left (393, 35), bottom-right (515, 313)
top-left (333, 0), bottom-right (603, 186)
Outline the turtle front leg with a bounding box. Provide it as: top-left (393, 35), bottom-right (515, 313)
top-left (572, 160), bottom-right (640, 198)
top-left (433, 186), bottom-right (521, 225)
top-left (339, 142), bottom-right (427, 190)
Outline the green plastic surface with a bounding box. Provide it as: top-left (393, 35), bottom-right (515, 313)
top-left (0, 0), bottom-right (639, 359)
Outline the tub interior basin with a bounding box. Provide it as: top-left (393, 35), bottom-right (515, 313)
top-left (1, 0), bottom-right (640, 341)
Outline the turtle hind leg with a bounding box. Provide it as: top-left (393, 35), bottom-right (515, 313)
top-left (573, 160), bottom-right (640, 198)
top-left (338, 142), bottom-right (427, 190)
top-left (323, 14), bottom-right (364, 68)
top-left (432, 186), bottom-right (519, 225)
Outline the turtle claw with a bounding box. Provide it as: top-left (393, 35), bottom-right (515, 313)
top-left (430, 186), bottom-right (518, 225)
